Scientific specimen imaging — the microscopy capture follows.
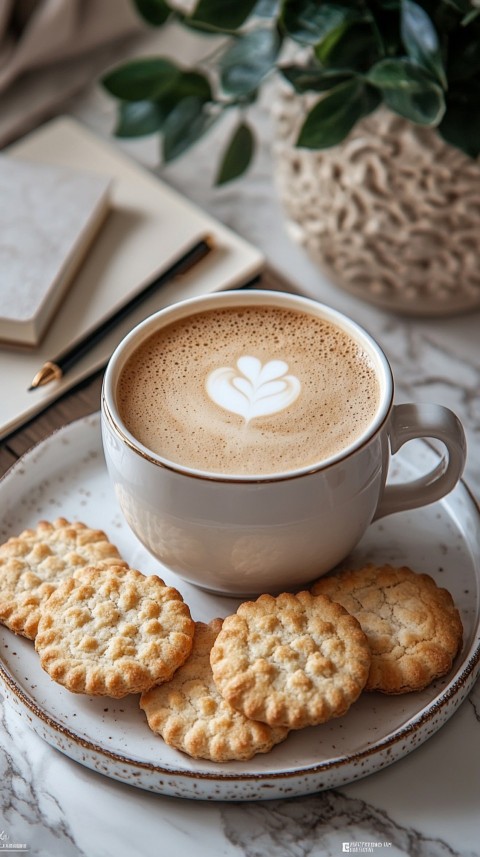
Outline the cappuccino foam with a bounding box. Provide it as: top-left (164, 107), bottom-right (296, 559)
top-left (117, 306), bottom-right (381, 475)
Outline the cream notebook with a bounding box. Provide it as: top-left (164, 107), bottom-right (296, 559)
top-left (0, 156), bottom-right (111, 346)
top-left (0, 117), bottom-right (264, 441)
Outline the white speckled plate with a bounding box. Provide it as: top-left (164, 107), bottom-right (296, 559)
top-left (0, 414), bottom-right (479, 801)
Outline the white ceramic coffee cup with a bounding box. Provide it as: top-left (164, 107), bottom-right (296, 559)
top-left (101, 290), bottom-right (466, 595)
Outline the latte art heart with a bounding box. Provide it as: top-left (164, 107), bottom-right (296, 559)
top-left (206, 356), bottom-right (301, 423)
top-left (118, 304), bottom-right (382, 475)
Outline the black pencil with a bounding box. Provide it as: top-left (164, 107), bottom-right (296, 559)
top-left (28, 236), bottom-right (214, 390)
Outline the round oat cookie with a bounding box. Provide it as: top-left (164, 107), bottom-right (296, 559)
top-left (34, 565), bottom-right (194, 698)
top-left (209, 592), bottom-right (371, 730)
top-left (311, 564), bottom-right (463, 694)
top-left (0, 518), bottom-right (126, 639)
top-left (140, 620), bottom-right (289, 761)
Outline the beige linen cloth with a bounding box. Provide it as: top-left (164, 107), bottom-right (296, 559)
top-left (0, 0), bottom-right (144, 147)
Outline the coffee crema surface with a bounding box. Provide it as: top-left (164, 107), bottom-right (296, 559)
top-left (117, 306), bottom-right (381, 475)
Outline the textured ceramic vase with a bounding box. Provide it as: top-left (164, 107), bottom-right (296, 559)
top-left (274, 92), bottom-right (480, 316)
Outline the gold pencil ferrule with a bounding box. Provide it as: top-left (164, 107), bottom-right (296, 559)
top-left (31, 361), bottom-right (63, 388)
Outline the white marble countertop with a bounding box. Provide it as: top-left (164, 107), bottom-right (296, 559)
top-left (1, 29), bottom-right (480, 857)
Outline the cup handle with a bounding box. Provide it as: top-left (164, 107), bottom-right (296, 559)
top-left (373, 403), bottom-right (467, 521)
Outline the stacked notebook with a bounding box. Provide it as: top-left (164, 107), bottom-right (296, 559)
top-left (0, 117), bottom-right (265, 441)
top-left (0, 156), bottom-right (111, 346)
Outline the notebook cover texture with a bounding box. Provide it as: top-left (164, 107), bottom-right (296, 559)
top-left (0, 116), bottom-right (264, 440)
top-left (0, 156), bottom-right (110, 345)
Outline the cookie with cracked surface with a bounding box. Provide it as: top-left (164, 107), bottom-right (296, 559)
top-left (140, 620), bottom-right (289, 761)
top-left (0, 518), bottom-right (126, 640)
top-left (35, 565), bottom-right (194, 698)
top-left (311, 564), bottom-right (463, 694)
top-left (209, 592), bottom-right (371, 730)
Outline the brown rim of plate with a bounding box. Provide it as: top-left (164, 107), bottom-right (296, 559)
top-left (0, 416), bottom-right (478, 783)
top-left (0, 633), bottom-right (478, 781)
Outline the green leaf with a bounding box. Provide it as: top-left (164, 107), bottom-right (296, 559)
top-left (365, 2), bottom-right (402, 55)
top-left (172, 71), bottom-right (212, 101)
top-left (367, 57), bottom-right (446, 124)
top-left (439, 95), bottom-right (480, 157)
top-left (281, 1), bottom-right (363, 45)
top-left (102, 58), bottom-right (179, 101)
top-left (215, 121), bottom-right (255, 184)
top-left (280, 64), bottom-right (353, 93)
top-left (441, 0), bottom-right (471, 13)
top-left (462, 9), bottom-right (480, 24)
top-left (132, 0), bottom-right (171, 26)
top-left (220, 27), bottom-right (281, 95)
top-left (446, 35), bottom-right (480, 82)
top-left (162, 97), bottom-right (215, 161)
top-left (296, 79), bottom-right (381, 149)
top-left (190, 0), bottom-right (257, 30)
top-left (158, 72), bottom-right (214, 160)
top-left (176, 15), bottom-right (228, 34)
top-left (401, 0), bottom-right (447, 87)
top-left (254, 0), bottom-right (279, 17)
top-left (114, 101), bottom-right (169, 137)
top-left (314, 22), bottom-right (380, 71)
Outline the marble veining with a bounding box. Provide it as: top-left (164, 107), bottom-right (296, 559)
top-left (221, 791), bottom-right (475, 857)
top-left (0, 698), bottom-right (86, 857)
top-left (469, 683), bottom-right (480, 724)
